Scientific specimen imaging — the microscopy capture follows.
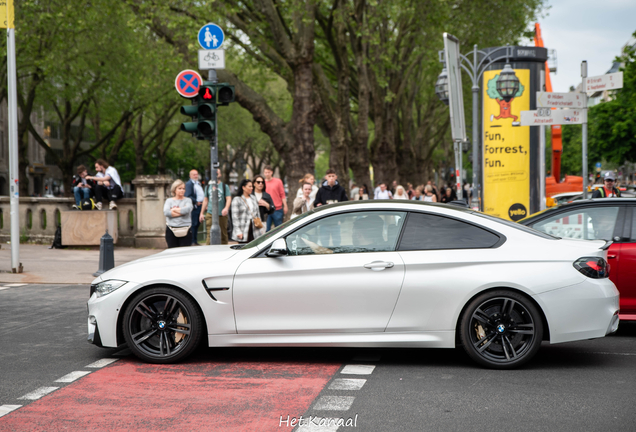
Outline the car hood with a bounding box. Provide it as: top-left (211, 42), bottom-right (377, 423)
top-left (92, 245), bottom-right (241, 284)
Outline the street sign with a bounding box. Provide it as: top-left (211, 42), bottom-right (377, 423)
top-left (536, 92), bottom-right (586, 108)
top-left (174, 70), bottom-right (203, 98)
top-left (198, 23), bottom-right (225, 50)
top-left (443, 33), bottom-right (467, 142)
top-left (198, 49), bottom-right (225, 70)
top-left (520, 108), bottom-right (587, 126)
top-left (585, 72), bottom-right (623, 92)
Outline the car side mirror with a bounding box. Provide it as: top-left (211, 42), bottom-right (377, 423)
top-left (266, 238), bottom-right (288, 257)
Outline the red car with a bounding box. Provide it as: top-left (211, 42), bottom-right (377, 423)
top-left (521, 198), bottom-right (636, 320)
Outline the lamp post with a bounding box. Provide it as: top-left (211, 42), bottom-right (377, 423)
top-left (436, 45), bottom-right (516, 210)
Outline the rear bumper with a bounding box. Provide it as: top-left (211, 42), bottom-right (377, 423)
top-left (535, 277), bottom-right (620, 344)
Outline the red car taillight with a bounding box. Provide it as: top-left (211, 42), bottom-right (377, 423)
top-left (573, 257), bottom-right (610, 279)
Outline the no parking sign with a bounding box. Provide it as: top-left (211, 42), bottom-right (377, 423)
top-left (174, 70), bottom-right (203, 98)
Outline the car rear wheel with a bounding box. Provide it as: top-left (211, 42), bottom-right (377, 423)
top-left (123, 287), bottom-right (203, 364)
top-left (460, 290), bottom-right (543, 369)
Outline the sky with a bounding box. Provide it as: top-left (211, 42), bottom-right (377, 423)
top-left (534, 0), bottom-right (636, 93)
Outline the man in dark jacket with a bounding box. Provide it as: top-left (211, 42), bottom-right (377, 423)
top-left (314, 169), bottom-right (348, 247)
top-left (314, 168), bottom-right (348, 207)
top-left (592, 172), bottom-right (621, 198)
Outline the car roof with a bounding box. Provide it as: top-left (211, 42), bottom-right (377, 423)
top-left (520, 197), bottom-right (636, 225)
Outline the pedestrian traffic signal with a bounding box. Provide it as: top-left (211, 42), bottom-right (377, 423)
top-left (180, 101), bottom-right (199, 136)
top-left (197, 82), bottom-right (216, 137)
top-left (216, 84), bottom-right (235, 105)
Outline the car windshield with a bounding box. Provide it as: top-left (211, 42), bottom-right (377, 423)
top-left (237, 208), bottom-right (318, 249)
top-left (472, 211), bottom-right (559, 240)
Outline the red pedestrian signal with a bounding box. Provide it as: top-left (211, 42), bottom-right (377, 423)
top-left (203, 88), bottom-right (213, 100)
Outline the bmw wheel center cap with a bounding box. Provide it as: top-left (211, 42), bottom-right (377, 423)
top-left (158, 321), bottom-right (166, 330)
top-left (497, 324), bottom-right (506, 333)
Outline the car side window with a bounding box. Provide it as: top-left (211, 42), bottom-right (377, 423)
top-left (398, 212), bottom-right (500, 251)
top-left (630, 208), bottom-right (636, 242)
top-left (285, 211), bottom-right (406, 255)
top-left (531, 206), bottom-right (620, 241)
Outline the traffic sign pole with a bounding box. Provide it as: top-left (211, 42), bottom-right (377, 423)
top-left (208, 69), bottom-right (221, 245)
top-left (581, 61), bottom-right (588, 200)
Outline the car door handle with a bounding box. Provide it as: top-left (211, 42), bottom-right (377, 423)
top-left (608, 255), bottom-right (617, 259)
top-left (364, 261), bottom-right (394, 271)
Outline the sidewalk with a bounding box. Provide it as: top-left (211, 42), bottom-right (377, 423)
top-left (0, 243), bottom-right (164, 285)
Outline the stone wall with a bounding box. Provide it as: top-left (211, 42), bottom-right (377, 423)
top-left (0, 197), bottom-right (138, 246)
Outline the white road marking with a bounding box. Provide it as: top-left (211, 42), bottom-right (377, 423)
top-left (0, 405), bottom-right (22, 418)
top-left (329, 378), bottom-right (366, 391)
top-left (55, 371), bottom-right (91, 383)
top-left (0, 287), bottom-right (11, 291)
top-left (85, 358), bottom-right (119, 368)
top-left (340, 364), bottom-right (375, 375)
top-left (313, 396), bottom-right (356, 411)
top-left (18, 387), bottom-right (59, 400)
top-left (3, 283), bottom-right (27, 287)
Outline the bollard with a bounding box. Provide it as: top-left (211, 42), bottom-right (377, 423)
top-left (93, 230), bottom-right (115, 277)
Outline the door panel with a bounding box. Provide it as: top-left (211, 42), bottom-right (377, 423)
top-left (232, 252), bottom-right (405, 333)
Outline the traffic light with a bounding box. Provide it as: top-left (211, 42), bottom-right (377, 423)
top-left (180, 101), bottom-right (199, 137)
top-left (216, 83), bottom-right (235, 106)
top-left (197, 82), bottom-right (216, 138)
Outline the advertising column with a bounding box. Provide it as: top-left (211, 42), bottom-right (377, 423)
top-left (481, 47), bottom-right (547, 221)
top-left (482, 69), bottom-right (531, 220)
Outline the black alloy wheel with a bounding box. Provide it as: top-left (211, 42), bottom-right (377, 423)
top-left (460, 290), bottom-right (543, 369)
top-left (123, 287), bottom-right (203, 364)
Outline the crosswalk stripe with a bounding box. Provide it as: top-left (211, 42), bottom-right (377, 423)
top-left (18, 387), bottom-right (59, 401)
top-left (55, 371), bottom-right (91, 383)
top-left (0, 405), bottom-right (22, 418)
top-left (312, 396), bottom-right (356, 411)
top-left (85, 358), bottom-right (118, 368)
top-left (328, 378), bottom-right (366, 391)
top-left (340, 364), bottom-right (375, 375)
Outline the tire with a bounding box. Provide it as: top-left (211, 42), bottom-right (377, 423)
top-left (122, 286), bottom-right (203, 364)
top-left (460, 290), bottom-right (543, 369)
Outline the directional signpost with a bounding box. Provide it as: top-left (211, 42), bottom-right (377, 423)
top-left (520, 108), bottom-right (587, 126)
top-left (585, 72), bottom-right (623, 92)
top-left (520, 61), bottom-right (624, 200)
top-left (536, 92), bottom-right (586, 109)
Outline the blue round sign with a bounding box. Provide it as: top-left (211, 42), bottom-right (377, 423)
top-left (198, 23), bottom-right (224, 50)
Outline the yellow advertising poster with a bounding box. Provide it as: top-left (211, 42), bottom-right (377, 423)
top-left (482, 69), bottom-right (530, 221)
top-left (0, 0), bottom-right (14, 28)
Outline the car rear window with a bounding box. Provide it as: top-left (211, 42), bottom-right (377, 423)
top-left (473, 211), bottom-right (559, 240)
top-left (398, 212), bottom-right (502, 251)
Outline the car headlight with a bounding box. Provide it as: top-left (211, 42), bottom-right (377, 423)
top-left (93, 280), bottom-right (128, 298)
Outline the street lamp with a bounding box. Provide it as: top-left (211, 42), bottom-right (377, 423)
top-left (437, 45), bottom-right (515, 211)
top-left (435, 67), bottom-right (449, 105)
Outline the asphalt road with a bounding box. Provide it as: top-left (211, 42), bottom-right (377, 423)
top-left (1, 284), bottom-right (635, 431)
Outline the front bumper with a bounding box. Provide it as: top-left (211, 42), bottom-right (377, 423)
top-left (87, 281), bottom-right (141, 348)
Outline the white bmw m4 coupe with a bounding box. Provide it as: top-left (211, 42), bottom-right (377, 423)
top-left (87, 201), bottom-right (619, 369)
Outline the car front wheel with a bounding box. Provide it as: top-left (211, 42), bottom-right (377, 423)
top-left (123, 287), bottom-right (203, 364)
top-left (460, 290), bottom-right (543, 369)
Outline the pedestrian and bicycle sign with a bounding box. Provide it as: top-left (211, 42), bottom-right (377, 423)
top-left (199, 49), bottom-right (225, 70)
top-left (174, 70), bottom-right (203, 98)
top-left (198, 23), bottom-right (225, 50)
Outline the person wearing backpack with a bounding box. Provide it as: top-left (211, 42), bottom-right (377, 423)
top-left (592, 172), bottom-right (621, 198)
top-left (199, 168), bottom-right (232, 245)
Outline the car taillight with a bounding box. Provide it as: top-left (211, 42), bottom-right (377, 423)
top-left (573, 257), bottom-right (610, 279)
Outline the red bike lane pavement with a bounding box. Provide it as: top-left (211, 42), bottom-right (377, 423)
top-left (0, 358), bottom-right (341, 431)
